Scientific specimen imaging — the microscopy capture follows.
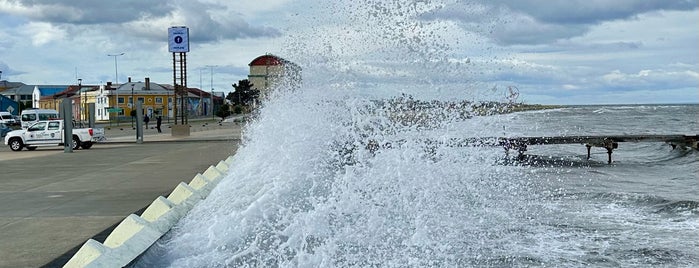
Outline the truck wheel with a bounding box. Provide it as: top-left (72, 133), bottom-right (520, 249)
top-left (72, 136), bottom-right (81, 150)
top-left (81, 142), bottom-right (93, 149)
top-left (27, 146), bottom-right (37, 151)
top-left (9, 138), bottom-right (23, 151)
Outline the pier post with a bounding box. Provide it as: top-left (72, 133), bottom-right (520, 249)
top-left (603, 139), bottom-right (618, 164)
top-left (586, 145), bottom-right (591, 160)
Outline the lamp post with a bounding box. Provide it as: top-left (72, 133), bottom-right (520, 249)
top-left (199, 68), bottom-right (203, 116)
top-left (108, 52), bottom-right (124, 124)
top-left (130, 84), bottom-right (134, 128)
top-left (207, 65), bottom-right (216, 120)
top-left (78, 78), bottom-right (84, 123)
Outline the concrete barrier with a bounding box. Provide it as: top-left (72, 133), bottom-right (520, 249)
top-left (189, 173), bottom-right (214, 195)
top-left (167, 182), bottom-right (202, 206)
top-left (63, 240), bottom-right (106, 268)
top-left (63, 161), bottom-right (231, 267)
top-left (215, 160), bottom-right (229, 173)
top-left (202, 165), bottom-right (224, 182)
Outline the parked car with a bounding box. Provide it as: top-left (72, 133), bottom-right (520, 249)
top-left (0, 123), bottom-right (10, 138)
top-left (20, 109), bottom-right (59, 129)
top-left (0, 112), bottom-right (16, 125)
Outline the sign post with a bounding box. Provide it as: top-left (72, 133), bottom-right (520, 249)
top-left (169, 26), bottom-right (191, 136)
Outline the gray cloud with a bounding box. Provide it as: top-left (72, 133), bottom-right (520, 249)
top-left (5, 0), bottom-right (173, 24)
top-left (175, 1), bottom-right (281, 42)
top-left (490, 0), bottom-right (697, 24)
top-left (425, 0), bottom-right (698, 45)
top-left (0, 0), bottom-right (281, 42)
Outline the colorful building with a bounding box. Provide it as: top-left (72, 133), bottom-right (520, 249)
top-left (248, 54), bottom-right (301, 98)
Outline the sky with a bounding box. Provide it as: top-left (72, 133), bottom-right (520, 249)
top-left (0, 0), bottom-right (697, 105)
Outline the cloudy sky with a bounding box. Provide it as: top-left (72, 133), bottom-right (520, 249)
top-left (0, 0), bottom-right (696, 104)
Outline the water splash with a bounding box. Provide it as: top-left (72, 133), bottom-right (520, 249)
top-left (136, 81), bottom-right (548, 267)
top-left (133, 0), bottom-right (698, 267)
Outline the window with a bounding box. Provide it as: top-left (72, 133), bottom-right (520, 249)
top-left (38, 113), bottom-right (57, 120)
top-left (29, 122), bottom-right (46, 131)
top-left (22, 114), bottom-right (36, 121)
top-left (137, 97), bottom-right (145, 104)
top-left (48, 122), bottom-right (60, 130)
top-left (155, 97), bottom-right (163, 104)
top-left (118, 97), bottom-right (125, 104)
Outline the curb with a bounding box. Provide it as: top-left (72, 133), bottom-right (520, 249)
top-left (62, 157), bottom-right (234, 267)
top-left (100, 137), bottom-right (240, 145)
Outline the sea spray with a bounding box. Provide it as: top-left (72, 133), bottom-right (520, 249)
top-left (135, 81), bottom-right (546, 267)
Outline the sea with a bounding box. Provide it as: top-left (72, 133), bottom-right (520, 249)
top-left (134, 1), bottom-right (697, 266)
top-left (133, 87), bottom-right (698, 267)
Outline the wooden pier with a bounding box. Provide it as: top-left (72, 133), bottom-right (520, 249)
top-left (449, 134), bottom-right (699, 164)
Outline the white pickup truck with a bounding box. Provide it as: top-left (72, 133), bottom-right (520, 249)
top-left (3, 120), bottom-right (105, 151)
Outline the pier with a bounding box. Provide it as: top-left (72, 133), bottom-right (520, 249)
top-left (456, 134), bottom-right (699, 164)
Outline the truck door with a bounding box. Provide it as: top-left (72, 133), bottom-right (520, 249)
top-left (25, 122), bottom-right (48, 144)
top-left (44, 121), bottom-right (63, 144)
top-left (26, 121), bottom-right (62, 145)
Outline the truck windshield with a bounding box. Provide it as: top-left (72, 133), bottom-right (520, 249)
top-left (28, 122), bottom-right (46, 131)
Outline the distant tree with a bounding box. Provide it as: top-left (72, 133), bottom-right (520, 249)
top-left (229, 79), bottom-right (260, 106)
top-left (232, 105), bottom-right (243, 114)
top-left (215, 104), bottom-right (231, 120)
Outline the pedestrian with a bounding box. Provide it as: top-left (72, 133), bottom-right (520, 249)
top-left (144, 114), bottom-right (150, 129)
top-left (156, 115), bottom-right (162, 133)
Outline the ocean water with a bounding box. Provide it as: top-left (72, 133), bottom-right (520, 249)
top-left (134, 0), bottom-right (697, 266)
top-left (134, 90), bottom-right (698, 267)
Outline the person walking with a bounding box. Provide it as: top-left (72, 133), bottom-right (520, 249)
top-left (143, 114), bottom-right (150, 129)
top-left (156, 115), bottom-right (162, 133)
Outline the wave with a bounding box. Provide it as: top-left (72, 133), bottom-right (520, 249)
top-left (547, 191), bottom-right (699, 215)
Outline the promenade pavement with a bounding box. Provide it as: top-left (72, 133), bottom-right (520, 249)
top-left (0, 121), bottom-right (242, 267)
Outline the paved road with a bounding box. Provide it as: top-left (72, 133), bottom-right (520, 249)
top-left (0, 124), bottom-right (241, 267)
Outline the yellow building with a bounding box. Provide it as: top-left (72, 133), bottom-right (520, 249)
top-left (36, 79), bottom-right (174, 122)
top-left (100, 78), bottom-right (173, 120)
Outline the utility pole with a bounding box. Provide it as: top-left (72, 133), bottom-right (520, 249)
top-left (205, 65), bottom-right (217, 120)
top-left (108, 53), bottom-right (124, 125)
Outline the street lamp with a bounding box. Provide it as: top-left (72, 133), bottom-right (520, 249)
top-left (131, 84), bottom-right (134, 128)
top-left (78, 78), bottom-right (84, 122)
top-left (206, 65), bottom-right (216, 120)
top-left (108, 52), bottom-right (124, 124)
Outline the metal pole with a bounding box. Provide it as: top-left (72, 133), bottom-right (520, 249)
top-left (131, 84), bottom-right (134, 128)
top-left (179, 53), bottom-right (185, 125)
top-left (199, 68), bottom-right (203, 116)
top-left (78, 78), bottom-right (83, 122)
top-left (108, 53), bottom-right (124, 126)
top-left (136, 101), bottom-right (143, 144)
top-left (62, 100), bottom-right (73, 153)
top-left (171, 52), bottom-right (175, 125)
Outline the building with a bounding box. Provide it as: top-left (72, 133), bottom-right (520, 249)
top-left (38, 85), bottom-right (86, 120)
top-left (0, 94), bottom-right (18, 115)
top-left (1, 84), bottom-right (64, 112)
top-left (110, 78), bottom-right (173, 120)
top-left (248, 54), bottom-right (301, 98)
